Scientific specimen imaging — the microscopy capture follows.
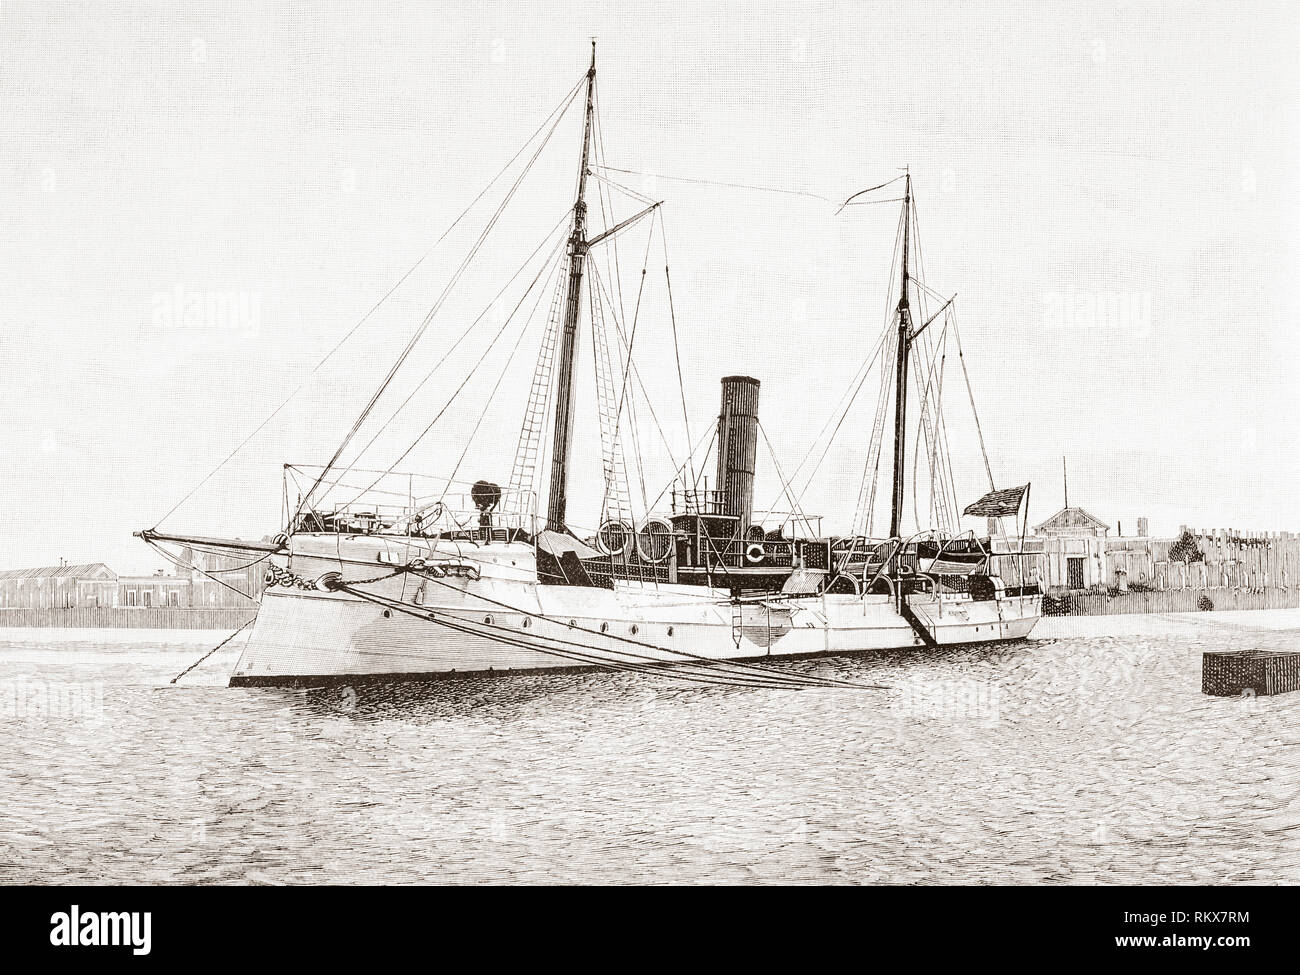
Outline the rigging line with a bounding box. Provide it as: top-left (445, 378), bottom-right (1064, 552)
top-left (855, 221), bottom-right (906, 540)
top-left (620, 240), bottom-right (656, 519)
top-left (153, 75), bottom-right (584, 531)
top-left (863, 329), bottom-right (898, 539)
top-left (611, 216), bottom-right (655, 431)
top-left (840, 197), bottom-right (906, 206)
top-left (593, 164), bottom-right (835, 203)
top-left (930, 323), bottom-right (963, 526)
top-left (922, 338), bottom-right (951, 530)
top-left (759, 420), bottom-right (817, 538)
top-left (585, 124), bottom-right (638, 495)
top-left (919, 325), bottom-right (956, 529)
top-left (904, 197), bottom-right (956, 530)
top-left (294, 77), bottom-right (584, 526)
top-left (644, 418), bottom-right (717, 515)
top-left (505, 250), bottom-right (567, 521)
top-left (609, 221), bottom-right (657, 516)
top-left (591, 261), bottom-right (681, 472)
top-left (937, 359), bottom-right (959, 529)
top-left (911, 320), bottom-right (947, 523)
top-left (590, 94), bottom-right (619, 334)
top-left (588, 169), bottom-right (657, 205)
top-left (951, 311), bottom-right (997, 490)
top-left (910, 193), bottom-right (931, 331)
top-left (767, 199), bottom-right (904, 521)
top-left (941, 313), bottom-right (977, 527)
top-left (311, 209), bottom-right (572, 500)
top-left (346, 585), bottom-right (830, 689)
top-left (919, 333), bottom-right (949, 530)
top-left (586, 264), bottom-right (627, 522)
top-left (293, 479), bottom-right (418, 500)
top-left (658, 210), bottom-right (696, 490)
top-left (850, 327), bottom-right (896, 540)
top-left (881, 199), bottom-right (907, 341)
top-left (584, 266), bottom-right (631, 524)
top-left (910, 341), bottom-right (931, 532)
top-left (832, 327), bottom-right (894, 570)
top-left (691, 426), bottom-right (718, 493)
top-left (398, 570), bottom-right (883, 690)
top-left (437, 251), bottom-right (564, 501)
top-left (857, 325), bottom-right (902, 541)
top-left (835, 175), bottom-right (908, 213)
top-left (592, 79), bottom-right (629, 332)
top-left (144, 539), bottom-right (259, 602)
top-left (170, 546), bottom-right (276, 574)
top-left (340, 232), bottom-right (569, 512)
top-left (339, 579), bottom-right (762, 687)
top-left (913, 278), bottom-right (952, 303)
top-left (780, 323), bottom-right (889, 525)
top-left (588, 263), bottom-right (647, 522)
top-left (533, 314), bottom-right (560, 531)
top-left (767, 328), bottom-right (878, 516)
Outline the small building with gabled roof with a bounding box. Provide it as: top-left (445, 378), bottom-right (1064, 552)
top-left (1034, 506), bottom-right (1111, 538)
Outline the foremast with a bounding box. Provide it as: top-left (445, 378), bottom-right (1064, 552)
top-left (888, 173), bottom-right (913, 551)
top-left (545, 41), bottom-right (597, 533)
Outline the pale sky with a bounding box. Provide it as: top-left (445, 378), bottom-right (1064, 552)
top-left (1, 0), bottom-right (1297, 573)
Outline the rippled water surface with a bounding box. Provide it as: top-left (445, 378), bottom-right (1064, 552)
top-left (1, 611), bottom-right (1297, 884)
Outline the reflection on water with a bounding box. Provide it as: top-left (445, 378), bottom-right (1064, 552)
top-left (0, 614), bottom-right (1297, 884)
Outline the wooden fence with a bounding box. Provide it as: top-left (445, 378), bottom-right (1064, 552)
top-left (0, 607), bottom-right (257, 629)
top-left (1043, 586), bottom-right (1300, 617)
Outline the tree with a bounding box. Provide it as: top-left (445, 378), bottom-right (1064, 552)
top-left (1169, 529), bottom-right (1204, 564)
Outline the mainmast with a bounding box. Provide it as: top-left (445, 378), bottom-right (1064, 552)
top-left (888, 173), bottom-right (913, 543)
top-left (545, 42), bottom-right (597, 533)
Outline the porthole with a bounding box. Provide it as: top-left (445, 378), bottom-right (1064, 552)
top-left (522, 618), bottom-right (531, 628)
top-left (382, 609), bottom-right (392, 619)
top-left (568, 619), bottom-right (577, 628)
top-left (600, 622), bottom-right (609, 633)
top-left (484, 615), bottom-right (494, 625)
top-left (667, 626), bottom-right (674, 637)
top-left (630, 624), bottom-right (639, 635)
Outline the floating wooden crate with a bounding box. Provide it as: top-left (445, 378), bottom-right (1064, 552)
top-left (1202, 649), bottom-right (1300, 696)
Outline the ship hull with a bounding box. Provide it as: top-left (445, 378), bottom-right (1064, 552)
top-left (229, 538), bottom-right (1041, 686)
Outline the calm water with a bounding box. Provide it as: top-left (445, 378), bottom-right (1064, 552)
top-left (1, 612), bottom-right (1297, 885)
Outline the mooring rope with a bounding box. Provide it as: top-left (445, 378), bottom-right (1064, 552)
top-left (169, 616), bottom-right (257, 685)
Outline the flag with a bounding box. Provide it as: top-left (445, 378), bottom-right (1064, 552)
top-left (963, 484), bottom-right (1028, 518)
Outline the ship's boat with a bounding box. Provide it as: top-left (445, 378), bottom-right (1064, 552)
top-left (141, 44), bottom-right (1041, 687)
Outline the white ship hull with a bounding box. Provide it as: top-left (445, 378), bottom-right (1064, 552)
top-left (229, 537), bottom-right (1041, 686)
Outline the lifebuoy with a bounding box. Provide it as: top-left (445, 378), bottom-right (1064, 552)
top-left (746, 542), bottom-right (765, 564)
top-left (596, 520), bottom-right (633, 557)
top-left (635, 517), bottom-right (675, 563)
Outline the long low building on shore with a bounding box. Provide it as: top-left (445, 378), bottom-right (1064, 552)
top-left (0, 547), bottom-right (265, 610)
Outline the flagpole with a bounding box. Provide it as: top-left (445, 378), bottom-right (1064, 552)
top-left (1019, 482), bottom-right (1031, 590)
